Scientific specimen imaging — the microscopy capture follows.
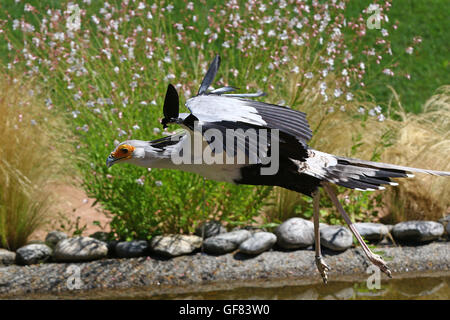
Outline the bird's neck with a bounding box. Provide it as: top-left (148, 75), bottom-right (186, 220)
top-left (131, 142), bottom-right (183, 169)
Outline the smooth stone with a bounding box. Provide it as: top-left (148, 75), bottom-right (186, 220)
top-left (15, 244), bottom-right (52, 265)
top-left (438, 216), bottom-right (450, 236)
top-left (438, 215), bottom-right (450, 225)
top-left (0, 249), bottom-right (16, 265)
top-left (203, 230), bottom-right (251, 254)
top-left (354, 222), bottom-right (389, 241)
top-left (150, 235), bottom-right (202, 257)
top-left (45, 231), bottom-right (68, 248)
top-left (239, 232), bottom-right (277, 255)
top-left (203, 238), bottom-right (236, 254)
top-left (392, 221), bottom-right (444, 242)
top-left (89, 231), bottom-right (110, 242)
top-left (275, 218), bottom-right (314, 249)
top-left (195, 221), bottom-right (226, 239)
top-left (232, 226), bottom-right (266, 233)
top-left (106, 240), bottom-right (119, 257)
top-left (53, 237), bottom-right (108, 262)
top-left (320, 225), bottom-right (353, 251)
top-left (115, 240), bottom-right (149, 258)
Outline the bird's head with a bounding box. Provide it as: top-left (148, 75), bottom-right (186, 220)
top-left (106, 140), bottom-right (147, 168)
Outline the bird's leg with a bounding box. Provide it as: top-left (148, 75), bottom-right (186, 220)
top-left (312, 189), bottom-right (330, 284)
top-left (322, 182), bottom-right (392, 278)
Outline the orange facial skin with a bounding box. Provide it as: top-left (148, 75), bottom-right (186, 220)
top-left (112, 144), bottom-right (135, 160)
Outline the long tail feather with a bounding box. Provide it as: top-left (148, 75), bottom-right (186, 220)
top-left (337, 156), bottom-right (450, 177)
top-left (302, 150), bottom-right (450, 191)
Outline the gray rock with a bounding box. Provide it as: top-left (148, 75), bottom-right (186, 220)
top-left (89, 231), bottom-right (110, 242)
top-left (195, 221), bottom-right (226, 239)
top-left (354, 222), bottom-right (389, 241)
top-left (392, 221), bottom-right (444, 242)
top-left (438, 215), bottom-right (450, 225)
top-left (0, 249), bottom-right (16, 265)
top-left (45, 231), bottom-right (68, 248)
top-left (239, 232), bottom-right (277, 255)
top-left (320, 225), bottom-right (353, 251)
top-left (16, 244), bottom-right (52, 265)
top-left (215, 230), bottom-right (251, 243)
top-left (203, 230), bottom-right (251, 254)
top-left (106, 240), bottom-right (119, 257)
top-left (275, 218), bottom-right (314, 249)
top-left (115, 240), bottom-right (149, 258)
top-left (150, 235), bottom-right (202, 257)
top-left (203, 238), bottom-right (236, 254)
top-left (232, 226), bottom-right (266, 233)
top-left (438, 215), bottom-right (450, 236)
top-left (53, 237), bottom-right (108, 262)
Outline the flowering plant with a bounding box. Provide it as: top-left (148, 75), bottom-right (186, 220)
top-left (0, 0), bottom-right (432, 237)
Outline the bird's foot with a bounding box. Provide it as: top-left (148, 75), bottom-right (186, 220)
top-left (315, 255), bottom-right (331, 284)
top-left (369, 253), bottom-right (392, 278)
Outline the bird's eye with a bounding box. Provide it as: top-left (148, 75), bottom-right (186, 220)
top-left (122, 148), bottom-right (128, 154)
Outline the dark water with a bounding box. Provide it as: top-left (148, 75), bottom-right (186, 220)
top-left (11, 272), bottom-right (449, 300)
top-left (148, 275), bottom-right (449, 300)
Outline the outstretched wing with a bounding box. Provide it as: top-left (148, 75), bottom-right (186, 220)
top-left (185, 95), bottom-right (313, 145)
top-left (162, 54), bottom-right (313, 162)
top-left (181, 112), bottom-right (310, 163)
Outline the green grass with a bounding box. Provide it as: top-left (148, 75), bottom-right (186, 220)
top-left (0, 0), bottom-right (448, 239)
top-left (1, 0), bottom-right (447, 114)
top-left (346, 0), bottom-right (450, 113)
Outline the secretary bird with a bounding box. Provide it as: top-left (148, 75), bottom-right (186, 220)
top-left (107, 54), bottom-right (450, 283)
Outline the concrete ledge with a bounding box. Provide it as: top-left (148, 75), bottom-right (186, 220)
top-left (0, 241), bottom-right (448, 298)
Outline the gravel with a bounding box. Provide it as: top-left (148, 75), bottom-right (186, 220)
top-left (0, 241), bottom-right (448, 298)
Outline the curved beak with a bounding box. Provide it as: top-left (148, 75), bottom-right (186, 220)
top-left (106, 154), bottom-right (116, 168)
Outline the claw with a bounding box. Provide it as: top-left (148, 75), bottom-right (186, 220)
top-left (370, 254), bottom-right (392, 278)
top-left (315, 256), bottom-right (330, 284)
top-left (379, 264), bottom-right (392, 278)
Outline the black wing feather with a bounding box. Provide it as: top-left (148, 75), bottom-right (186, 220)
top-left (198, 54), bottom-right (221, 95)
top-left (237, 99), bottom-right (313, 143)
top-left (161, 84), bottom-right (179, 128)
